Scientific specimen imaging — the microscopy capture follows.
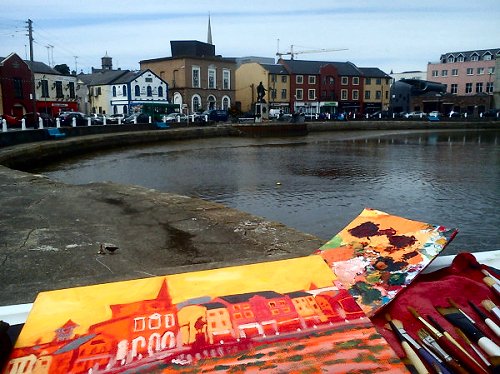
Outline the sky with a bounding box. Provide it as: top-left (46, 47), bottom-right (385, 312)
top-left (1, 0), bottom-right (499, 75)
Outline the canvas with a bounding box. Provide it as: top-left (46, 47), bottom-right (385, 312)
top-left (314, 208), bottom-right (458, 317)
top-left (3, 255), bottom-right (407, 373)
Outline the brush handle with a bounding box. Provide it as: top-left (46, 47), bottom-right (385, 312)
top-left (478, 336), bottom-right (500, 357)
top-left (484, 317), bottom-right (500, 338)
top-left (439, 333), bottom-right (489, 374)
top-left (402, 341), bottom-right (429, 374)
top-left (416, 347), bottom-right (452, 374)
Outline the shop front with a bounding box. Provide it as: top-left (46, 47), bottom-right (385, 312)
top-left (36, 101), bottom-right (78, 117)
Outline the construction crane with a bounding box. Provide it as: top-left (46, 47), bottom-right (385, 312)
top-left (276, 44), bottom-right (348, 60)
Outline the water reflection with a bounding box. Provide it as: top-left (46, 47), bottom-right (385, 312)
top-left (31, 129), bottom-right (500, 255)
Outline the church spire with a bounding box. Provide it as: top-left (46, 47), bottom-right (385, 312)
top-left (207, 13), bottom-right (213, 45)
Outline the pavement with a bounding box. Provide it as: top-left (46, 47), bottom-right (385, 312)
top-left (0, 164), bottom-right (324, 306)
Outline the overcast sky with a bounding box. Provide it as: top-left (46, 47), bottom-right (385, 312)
top-left (1, 0), bottom-right (499, 75)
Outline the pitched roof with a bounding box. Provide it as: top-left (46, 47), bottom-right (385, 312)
top-left (24, 60), bottom-right (60, 75)
top-left (77, 69), bottom-right (130, 85)
top-left (261, 63), bottom-right (288, 74)
top-left (358, 67), bottom-right (390, 78)
top-left (280, 59), bottom-right (363, 76)
top-left (440, 48), bottom-right (500, 60)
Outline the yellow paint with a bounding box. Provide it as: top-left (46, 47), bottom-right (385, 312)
top-left (17, 255), bottom-right (335, 346)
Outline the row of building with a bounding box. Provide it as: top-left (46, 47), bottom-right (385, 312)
top-left (1, 38), bottom-right (498, 122)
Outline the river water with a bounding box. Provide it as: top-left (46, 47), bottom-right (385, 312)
top-left (33, 129), bottom-right (499, 255)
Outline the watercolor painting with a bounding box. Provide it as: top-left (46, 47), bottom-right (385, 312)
top-left (314, 208), bottom-right (457, 317)
top-left (3, 255), bottom-right (407, 374)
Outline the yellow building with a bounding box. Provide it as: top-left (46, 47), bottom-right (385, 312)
top-left (235, 62), bottom-right (290, 115)
top-left (359, 67), bottom-right (391, 114)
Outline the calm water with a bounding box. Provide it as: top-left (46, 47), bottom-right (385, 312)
top-left (32, 129), bottom-right (500, 254)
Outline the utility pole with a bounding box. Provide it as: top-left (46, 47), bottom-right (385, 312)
top-left (27, 19), bottom-right (37, 115)
top-left (27, 19), bottom-right (34, 62)
top-left (74, 56), bottom-right (78, 74)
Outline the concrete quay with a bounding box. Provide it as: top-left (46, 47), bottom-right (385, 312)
top-left (0, 121), bottom-right (498, 306)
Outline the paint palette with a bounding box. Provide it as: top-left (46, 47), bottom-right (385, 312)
top-left (315, 208), bottom-right (457, 316)
top-left (4, 255), bottom-right (407, 373)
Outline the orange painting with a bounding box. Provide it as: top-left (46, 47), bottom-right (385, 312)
top-left (3, 255), bottom-right (407, 373)
top-left (314, 208), bottom-right (457, 317)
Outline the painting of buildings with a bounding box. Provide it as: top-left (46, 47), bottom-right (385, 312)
top-left (3, 255), bottom-right (407, 373)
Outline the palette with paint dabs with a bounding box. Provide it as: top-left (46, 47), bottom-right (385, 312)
top-left (314, 208), bottom-right (457, 317)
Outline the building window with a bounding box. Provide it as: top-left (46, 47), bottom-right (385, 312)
top-left (149, 314), bottom-right (161, 330)
top-left (112, 86), bottom-right (117, 97)
top-left (365, 90), bottom-right (371, 99)
top-left (476, 82), bottom-right (483, 93)
top-left (134, 317), bottom-right (145, 332)
top-left (441, 70), bottom-right (448, 77)
top-left (192, 67), bottom-right (200, 88)
top-left (432, 70), bottom-right (438, 77)
top-left (135, 85), bottom-right (140, 96)
top-left (486, 82), bottom-right (494, 93)
top-left (465, 83), bottom-right (472, 93)
top-left (352, 90), bottom-right (359, 100)
top-left (365, 77), bottom-right (371, 84)
top-left (146, 86), bottom-right (152, 97)
top-left (375, 78), bottom-right (381, 85)
top-left (447, 56), bottom-right (455, 63)
top-left (295, 88), bottom-right (303, 100)
top-left (222, 96), bottom-right (230, 110)
top-left (145, 77), bottom-right (153, 83)
top-left (451, 69), bottom-right (458, 76)
top-left (488, 67), bottom-right (495, 74)
top-left (208, 68), bottom-right (216, 89)
top-left (341, 76), bottom-right (348, 85)
top-left (308, 75), bottom-right (316, 84)
top-left (281, 89), bottom-right (287, 99)
top-left (341, 89), bottom-right (348, 100)
top-left (158, 86), bottom-right (163, 97)
top-left (477, 67), bottom-right (484, 75)
top-left (271, 88), bottom-right (276, 99)
top-left (41, 80), bottom-right (49, 98)
top-left (457, 55), bottom-right (464, 62)
top-left (55, 81), bottom-right (63, 98)
top-left (270, 74), bottom-right (276, 82)
top-left (296, 75), bottom-right (303, 84)
top-left (352, 77), bottom-right (359, 85)
top-left (13, 78), bottom-right (22, 98)
top-left (375, 90), bottom-right (382, 100)
top-left (192, 95), bottom-right (201, 112)
top-left (471, 54), bottom-right (479, 61)
top-left (223, 69), bottom-right (230, 89)
top-left (451, 84), bottom-right (458, 94)
top-left (466, 68), bottom-right (473, 75)
top-left (281, 76), bottom-right (287, 83)
top-left (483, 54), bottom-right (492, 61)
top-left (68, 82), bottom-right (75, 98)
top-left (308, 89), bottom-right (315, 100)
top-left (123, 85), bottom-right (127, 96)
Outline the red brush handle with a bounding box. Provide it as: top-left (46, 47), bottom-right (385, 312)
top-left (437, 334), bottom-right (488, 374)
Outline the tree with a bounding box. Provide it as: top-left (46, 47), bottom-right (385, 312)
top-left (54, 64), bottom-right (71, 75)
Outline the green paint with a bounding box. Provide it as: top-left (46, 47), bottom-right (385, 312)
top-left (289, 355), bottom-right (303, 362)
top-left (293, 344), bottom-right (307, 351)
top-left (319, 235), bottom-right (343, 250)
top-left (354, 281), bottom-right (382, 304)
top-left (237, 353), bottom-right (265, 361)
top-left (213, 364), bottom-right (231, 371)
top-left (388, 272), bottom-right (407, 285)
top-left (338, 339), bottom-right (363, 349)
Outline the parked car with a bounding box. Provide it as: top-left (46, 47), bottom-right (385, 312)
top-left (108, 113), bottom-right (125, 124)
top-left (405, 111), bottom-right (426, 119)
top-left (0, 114), bottom-right (21, 127)
top-left (163, 112), bottom-right (188, 123)
top-left (203, 109), bottom-right (229, 122)
top-left (447, 110), bottom-right (461, 118)
top-left (368, 110), bottom-right (390, 119)
top-left (59, 112), bottom-right (91, 126)
top-left (123, 113), bottom-right (149, 124)
top-left (483, 109), bottom-right (499, 118)
top-left (428, 111), bottom-right (441, 118)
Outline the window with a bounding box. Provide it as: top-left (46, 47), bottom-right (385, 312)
top-left (328, 76), bottom-right (334, 84)
top-left (281, 75), bottom-right (287, 83)
top-left (486, 82), bottom-right (494, 93)
top-left (145, 77), bottom-right (153, 82)
top-left (477, 67), bottom-right (484, 75)
top-left (158, 86), bottom-right (163, 97)
top-left (352, 77), bottom-right (359, 85)
top-left (465, 83), bottom-right (472, 93)
top-left (296, 75), bottom-right (303, 84)
top-left (146, 86), bottom-right (152, 97)
top-left (164, 314), bottom-right (175, 328)
top-left (451, 84), bottom-right (458, 94)
top-left (13, 78), bottom-right (22, 98)
top-left (457, 55), bottom-right (464, 62)
top-left (122, 85), bottom-right (127, 96)
top-left (352, 90), bottom-right (359, 100)
top-left (271, 88), bottom-right (277, 99)
top-left (149, 313), bottom-right (161, 330)
top-left (447, 56), bottom-right (455, 63)
top-left (208, 68), bottom-right (216, 89)
top-left (308, 89), bottom-right (315, 100)
top-left (432, 70), bottom-right (438, 77)
top-left (441, 70), bottom-right (448, 77)
top-left (55, 81), bottom-right (63, 98)
top-left (452, 69), bottom-right (458, 76)
top-left (112, 86), bottom-right (117, 97)
top-left (341, 89), bottom-right (348, 100)
top-left (135, 85), bottom-right (140, 96)
top-left (476, 82), bottom-right (483, 93)
top-left (308, 75), bottom-right (316, 84)
top-left (68, 82), bottom-right (75, 98)
top-left (341, 76), bottom-right (348, 85)
top-left (376, 90), bottom-right (382, 100)
top-left (365, 90), bottom-right (371, 99)
top-left (365, 77), bottom-right (371, 84)
top-left (483, 54), bottom-right (492, 61)
top-left (376, 78), bottom-right (381, 85)
top-left (134, 317), bottom-right (145, 331)
top-left (281, 89), bottom-right (287, 99)
top-left (223, 69), bottom-right (230, 89)
top-left (466, 68), bottom-right (473, 75)
top-left (270, 74), bottom-right (276, 82)
top-left (471, 54), bottom-right (479, 61)
top-left (192, 66), bottom-right (200, 88)
top-left (222, 96), bottom-right (230, 110)
top-left (488, 67), bottom-right (495, 74)
top-left (192, 95), bottom-right (201, 112)
top-left (295, 88), bottom-right (303, 100)
top-left (41, 80), bottom-right (49, 98)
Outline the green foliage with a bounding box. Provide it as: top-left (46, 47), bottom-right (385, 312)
top-left (54, 64), bottom-right (71, 75)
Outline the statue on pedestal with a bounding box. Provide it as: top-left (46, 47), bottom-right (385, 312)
top-left (256, 81), bottom-right (267, 103)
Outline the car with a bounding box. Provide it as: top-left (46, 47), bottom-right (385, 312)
top-left (123, 113), bottom-right (149, 124)
top-left (0, 114), bottom-right (21, 127)
top-left (483, 109), bottom-right (499, 118)
top-left (202, 109), bottom-right (229, 122)
top-left (109, 113), bottom-right (125, 124)
top-left (369, 110), bottom-right (391, 119)
top-left (58, 112), bottom-right (92, 126)
top-left (428, 111), bottom-right (441, 118)
top-left (447, 110), bottom-right (461, 118)
top-left (405, 111), bottom-right (426, 119)
top-left (163, 112), bottom-right (188, 123)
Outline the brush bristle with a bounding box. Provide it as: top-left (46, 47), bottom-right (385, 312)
top-left (407, 306), bottom-right (419, 318)
top-left (447, 297), bottom-right (459, 308)
top-left (390, 318), bottom-right (403, 329)
top-left (436, 306), bottom-right (458, 315)
top-left (482, 299), bottom-right (497, 312)
top-left (417, 329), bottom-right (429, 339)
top-left (483, 276), bottom-right (496, 287)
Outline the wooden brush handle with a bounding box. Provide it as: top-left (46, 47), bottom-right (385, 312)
top-left (402, 341), bottom-right (429, 374)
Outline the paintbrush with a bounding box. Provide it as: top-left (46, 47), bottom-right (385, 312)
top-left (418, 329), bottom-right (469, 374)
top-left (483, 277), bottom-right (500, 297)
top-left (386, 314), bottom-right (430, 374)
top-left (437, 305), bottom-right (500, 358)
top-left (408, 307), bottom-right (488, 373)
top-left (482, 299), bottom-right (500, 321)
top-left (447, 298), bottom-right (476, 325)
top-left (482, 269), bottom-right (500, 284)
top-left (468, 301), bottom-right (500, 338)
top-left (455, 328), bottom-right (492, 368)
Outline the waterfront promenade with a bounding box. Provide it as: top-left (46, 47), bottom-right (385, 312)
top-left (0, 121), bottom-right (498, 306)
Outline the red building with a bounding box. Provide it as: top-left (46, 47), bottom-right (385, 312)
top-left (0, 53), bottom-right (35, 118)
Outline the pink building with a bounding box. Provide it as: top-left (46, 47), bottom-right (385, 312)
top-left (427, 49), bottom-right (498, 96)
